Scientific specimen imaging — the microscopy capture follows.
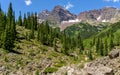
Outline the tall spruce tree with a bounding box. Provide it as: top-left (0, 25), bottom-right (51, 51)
top-left (1, 3), bottom-right (16, 50)
top-left (77, 33), bottom-right (84, 53)
top-left (18, 11), bottom-right (22, 26)
top-left (34, 12), bottom-right (37, 30)
top-left (29, 13), bottom-right (35, 39)
top-left (0, 6), bottom-right (5, 36)
top-left (95, 37), bottom-right (100, 53)
top-left (23, 13), bottom-right (27, 28)
top-left (104, 39), bottom-right (108, 56)
top-left (109, 29), bottom-right (114, 51)
top-left (100, 39), bottom-right (104, 56)
top-left (53, 38), bottom-right (57, 52)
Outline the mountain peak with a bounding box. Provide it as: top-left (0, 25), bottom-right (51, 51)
top-left (38, 5), bottom-right (76, 24)
top-left (53, 5), bottom-right (65, 10)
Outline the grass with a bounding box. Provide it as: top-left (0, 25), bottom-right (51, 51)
top-left (2, 22), bottom-right (115, 74)
top-left (0, 26), bottom-right (92, 74)
top-left (44, 67), bottom-right (58, 73)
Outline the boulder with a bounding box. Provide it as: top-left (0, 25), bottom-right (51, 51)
top-left (109, 49), bottom-right (120, 59)
top-left (82, 66), bottom-right (113, 75)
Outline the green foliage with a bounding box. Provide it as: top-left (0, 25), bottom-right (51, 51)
top-left (64, 22), bottom-right (99, 39)
top-left (37, 21), bottom-right (59, 46)
top-left (18, 11), bottom-right (22, 26)
top-left (1, 3), bottom-right (16, 51)
top-left (53, 38), bottom-right (57, 52)
top-left (44, 67), bottom-right (58, 73)
top-left (35, 70), bottom-right (39, 75)
top-left (88, 49), bottom-right (93, 60)
top-left (54, 60), bottom-right (66, 67)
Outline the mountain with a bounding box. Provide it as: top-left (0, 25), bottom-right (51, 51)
top-left (38, 6), bottom-right (120, 27)
top-left (38, 5), bottom-right (77, 24)
top-left (78, 7), bottom-right (120, 24)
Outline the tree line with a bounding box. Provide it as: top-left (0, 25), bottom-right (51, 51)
top-left (0, 3), bottom-right (115, 60)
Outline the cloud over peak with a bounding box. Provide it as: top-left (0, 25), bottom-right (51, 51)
top-left (64, 2), bottom-right (74, 10)
top-left (25, 0), bottom-right (32, 6)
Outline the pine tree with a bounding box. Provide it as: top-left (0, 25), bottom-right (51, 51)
top-left (104, 39), bottom-right (108, 56)
top-left (27, 12), bottom-right (31, 29)
top-left (34, 12), bottom-right (37, 30)
top-left (0, 6), bottom-right (5, 36)
top-left (100, 39), bottom-right (104, 56)
top-left (95, 37), bottom-right (100, 53)
top-left (88, 50), bottom-right (93, 60)
top-left (18, 11), bottom-right (22, 26)
top-left (1, 3), bottom-right (16, 50)
top-left (23, 13), bottom-right (27, 28)
top-left (29, 13), bottom-right (35, 39)
top-left (109, 29), bottom-right (114, 51)
top-left (77, 33), bottom-right (84, 53)
top-left (53, 38), bottom-right (57, 52)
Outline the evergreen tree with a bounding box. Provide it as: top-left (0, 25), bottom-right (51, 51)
top-left (23, 13), bottom-right (27, 28)
top-left (29, 13), bottom-right (35, 39)
top-left (0, 6), bottom-right (5, 36)
top-left (27, 12), bottom-right (31, 29)
top-left (77, 33), bottom-right (84, 53)
top-left (53, 38), bottom-right (57, 52)
top-left (100, 39), bottom-right (104, 56)
top-left (34, 12), bottom-right (37, 30)
top-left (1, 3), bottom-right (16, 50)
top-left (95, 37), bottom-right (100, 53)
top-left (109, 29), bottom-right (114, 51)
top-left (88, 49), bottom-right (93, 60)
top-left (104, 39), bottom-right (108, 56)
top-left (18, 11), bottom-right (22, 26)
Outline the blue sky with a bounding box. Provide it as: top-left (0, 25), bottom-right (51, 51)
top-left (0, 0), bottom-right (120, 18)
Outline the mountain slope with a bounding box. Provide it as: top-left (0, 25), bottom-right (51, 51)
top-left (63, 22), bottom-right (108, 39)
top-left (38, 5), bottom-right (77, 24)
top-left (78, 7), bottom-right (120, 24)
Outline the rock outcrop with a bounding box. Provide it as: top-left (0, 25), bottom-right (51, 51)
top-left (50, 49), bottom-right (120, 75)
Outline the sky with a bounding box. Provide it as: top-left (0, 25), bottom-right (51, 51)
top-left (0, 0), bottom-right (120, 19)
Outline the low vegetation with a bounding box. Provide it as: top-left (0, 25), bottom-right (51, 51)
top-left (0, 2), bottom-right (120, 75)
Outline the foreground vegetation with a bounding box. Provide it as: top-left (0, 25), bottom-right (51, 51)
top-left (0, 2), bottom-right (120, 74)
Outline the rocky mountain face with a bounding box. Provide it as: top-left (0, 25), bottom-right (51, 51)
top-left (78, 7), bottom-right (120, 24)
top-left (38, 5), bottom-right (77, 24)
top-left (49, 48), bottom-right (120, 75)
top-left (38, 6), bottom-right (120, 30)
top-left (60, 7), bottom-right (120, 30)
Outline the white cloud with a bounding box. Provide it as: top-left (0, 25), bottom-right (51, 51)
top-left (64, 2), bottom-right (74, 10)
top-left (104, 0), bottom-right (120, 2)
top-left (25, 0), bottom-right (32, 6)
top-left (113, 0), bottom-right (120, 2)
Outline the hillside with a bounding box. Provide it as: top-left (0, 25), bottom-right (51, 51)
top-left (0, 26), bottom-right (91, 75)
top-left (1, 26), bottom-right (119, 75)
top-left (0, 2), bottom-right (120, 75)
top-left (63, 22), bottom-right (109, 39)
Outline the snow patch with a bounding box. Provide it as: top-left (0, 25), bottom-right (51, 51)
top-left (97, 16), bottom-right (101, 21)
top-left (61, 19), bottom-right (80, 24)
top-left (102, 19), bottom-right (109, 22)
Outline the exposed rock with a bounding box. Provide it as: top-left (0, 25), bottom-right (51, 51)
top-left (109, 49), bottom-right (120, 59)
top-left (50, 49), bottom-right (120, 75)
top-left (38, 5), bottom-right (77, 24)
top-left (82, 66), bottom-right (113, 75)
top-left (78, 7), bottom-right (120, 24)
